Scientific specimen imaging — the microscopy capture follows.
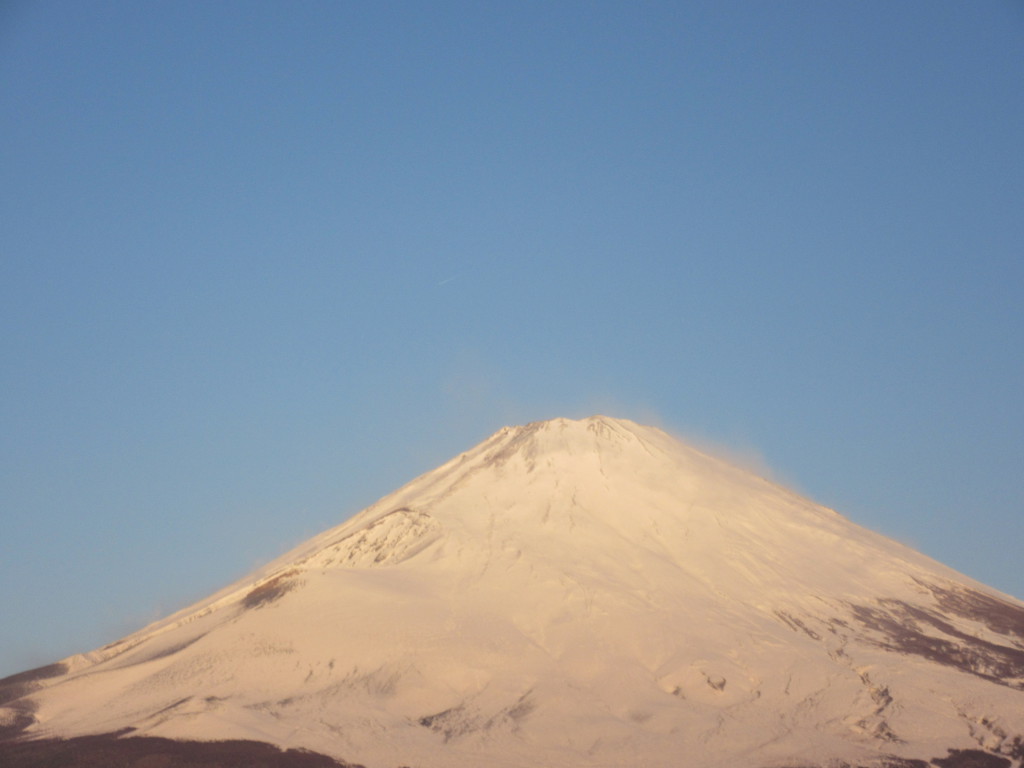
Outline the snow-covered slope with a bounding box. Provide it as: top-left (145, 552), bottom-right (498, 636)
top-left (3, 416), bottom-right (1023, 768)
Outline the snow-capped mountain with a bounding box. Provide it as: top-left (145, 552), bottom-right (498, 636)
top-left (3, 416), bottom-right (1023, 768)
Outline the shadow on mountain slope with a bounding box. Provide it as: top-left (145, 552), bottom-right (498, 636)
top-left (0, 663), bottom-right (67, 707)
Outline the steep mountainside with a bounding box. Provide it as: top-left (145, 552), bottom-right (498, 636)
top-left (3, 416), bottom-right (1023, 768)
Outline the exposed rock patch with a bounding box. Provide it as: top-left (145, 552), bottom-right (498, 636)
top-left (918, 582), bottom-right (1024, 645)
top-left (242, 570), bottom-right (302, 610)
top-left (848, 599), bottom-right (1024, 687)
top-left (930, 748), bottom-right (1012, 768)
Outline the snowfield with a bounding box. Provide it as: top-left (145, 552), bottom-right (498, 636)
top-left (3, 416), bottom-right (1023, 768)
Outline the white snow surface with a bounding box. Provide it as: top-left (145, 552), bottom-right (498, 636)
top-left (9, 416), bottom-right (1024, 767)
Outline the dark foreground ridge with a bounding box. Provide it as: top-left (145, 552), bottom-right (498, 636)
top-left (0, 732), bottom-right (362, 768)
top-left (1, 734), bottom-right (1021, 768)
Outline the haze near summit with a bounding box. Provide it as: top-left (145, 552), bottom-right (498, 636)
top-left (1, 1), bottom-right (1022, 679)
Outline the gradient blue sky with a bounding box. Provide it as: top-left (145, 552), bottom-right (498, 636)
top-left (2, 1), bottom-right (1022, 678)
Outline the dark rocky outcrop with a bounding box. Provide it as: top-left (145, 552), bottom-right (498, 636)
top-left (930, 748), bottom-right (1013, 768)
top-left (849, 597), bottom-right (1024, 688)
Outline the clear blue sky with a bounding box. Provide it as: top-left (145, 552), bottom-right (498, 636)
top-left (2, 1), bottom-right (1022, 678)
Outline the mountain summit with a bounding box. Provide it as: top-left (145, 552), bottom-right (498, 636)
top-left (3, 416), bottom-right (1023, 768)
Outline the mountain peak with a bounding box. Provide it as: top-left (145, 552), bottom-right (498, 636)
top-left (4, 418), bottom-right (1024, 768)
top-left (493, 413), bottom-right (654, 447)
top-left (481, 414), bottom-right (668, 467)
top-left (509, 413), bottom-right (645, 435)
